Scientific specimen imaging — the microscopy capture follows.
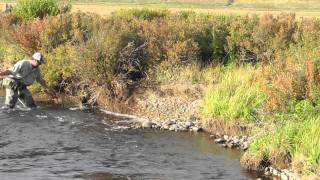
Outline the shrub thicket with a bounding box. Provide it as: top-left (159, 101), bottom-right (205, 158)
top-left (3, 10), bottom-right (320, 109)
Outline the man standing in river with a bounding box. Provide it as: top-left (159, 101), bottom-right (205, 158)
top-left (0, 52), bottom-right (56, 109)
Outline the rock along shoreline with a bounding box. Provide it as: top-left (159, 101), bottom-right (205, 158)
top-left (97, 109), bottom-right (296, 180)
top-left (65, 83), bottom-right (298, 180)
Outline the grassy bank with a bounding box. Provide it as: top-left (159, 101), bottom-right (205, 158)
top-left (1, 3), bottom-right (320, 177)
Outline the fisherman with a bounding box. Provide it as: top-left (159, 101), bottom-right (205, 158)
top-left (0, 52), bottom-right (56, 109)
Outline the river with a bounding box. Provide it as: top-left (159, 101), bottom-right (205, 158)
top-left (0, 97), bottom-right (260, 180)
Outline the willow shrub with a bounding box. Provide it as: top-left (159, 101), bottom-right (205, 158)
top-left (13, 0), bottom-right (60, 20)
top-left (201, 65), bottom-right (265, 122)
top-left (41, 45), bottom-right (77, 92)
top-left (262, 43), bottom-right (320, 112)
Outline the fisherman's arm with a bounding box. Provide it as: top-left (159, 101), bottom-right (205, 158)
top-left (0, 61), bottom-right (23, 77)
top-left (38, 78), bottom-right (57, 98)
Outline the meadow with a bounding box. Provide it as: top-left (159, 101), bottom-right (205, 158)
top-left (2, 0), bottom-right (320, 17)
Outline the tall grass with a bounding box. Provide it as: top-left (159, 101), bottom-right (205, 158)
top-left (151, 64), bottom-right (222, 85)
top-left (112, 8), bottom-right (169, 20)
top-left (246, 103), bottom-right (320, 175)
top-left (201, 65), bottom-right (265, 122)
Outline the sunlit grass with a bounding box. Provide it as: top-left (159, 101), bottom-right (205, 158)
top-left (248, 114), bottom-right (320, 175)
top-left (201, 65), bottom-right (265, 122)
top-left (150, 64), bottom-right (222, 85)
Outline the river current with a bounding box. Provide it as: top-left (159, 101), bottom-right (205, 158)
top-left (0, 97), bottom-right (260, 180)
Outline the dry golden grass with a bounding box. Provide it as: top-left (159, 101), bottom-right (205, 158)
top-left (1, 2), bottom-right (320, 17)
top-left (237, 0), bottom-right (318, 3)
top-left (71, 4), bottom-right (320, 17)
top-left (0, 2), bottom-right (6, 7)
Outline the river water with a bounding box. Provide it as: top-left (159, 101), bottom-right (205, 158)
top-left (0, 97), bottom-right (260, 180)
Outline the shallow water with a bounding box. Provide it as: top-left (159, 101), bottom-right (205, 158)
top-left (0, 97), bottom-right (260, 180)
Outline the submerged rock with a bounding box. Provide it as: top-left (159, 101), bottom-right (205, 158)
top-left (191, 127), bottom-right (201, 132)
top-left (161, 125), bottom-right (169, 130)
top-left (209, 134), bottom-right (215, 139)
top-left (142, 121), bottom-right (153, 128)
top-left (214, 138), bottom-right (226, 144)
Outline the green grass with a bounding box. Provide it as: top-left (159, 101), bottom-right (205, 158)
top-left (201, 65), bottom-right (265, 122)
top-left (248, 113), bottom-right (320, 175)
top-left (244, 99), bottom-right (320, 174)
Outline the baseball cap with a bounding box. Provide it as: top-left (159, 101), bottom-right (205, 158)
top-left (32, 52), bottom-right (45, 64)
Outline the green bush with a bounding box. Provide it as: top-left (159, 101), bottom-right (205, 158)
top-left (13, 0), bottom-right (63, 20)
top-left (211, 22), bottom-right (228, 63)
top-left (42, 14), bottom-right (73, 51)
top-left (82, 24), bottom-right (145, 81)
top-left (41, 44), bottom-right (77, 92)
top-left (226, 15), bottom-right (258, 63)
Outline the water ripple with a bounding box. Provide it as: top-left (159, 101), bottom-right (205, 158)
top-left (0, 99), bottom-right (260, 180)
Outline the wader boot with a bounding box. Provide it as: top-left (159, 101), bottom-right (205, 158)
top-left (2, 78), bottom-right (36, 108)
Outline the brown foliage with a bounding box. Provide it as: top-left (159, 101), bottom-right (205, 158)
top-left (262, 56), bottom-right (319, 112)
top-left (11, 19), bottom-right (46, 54)
top-left (306, 60), bottom-right (314, 98)
top-left (0, 13), bottom-right (21, 29)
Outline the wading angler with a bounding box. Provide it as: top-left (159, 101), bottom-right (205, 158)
top-left (0, 52), bottom-right (56, 109)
